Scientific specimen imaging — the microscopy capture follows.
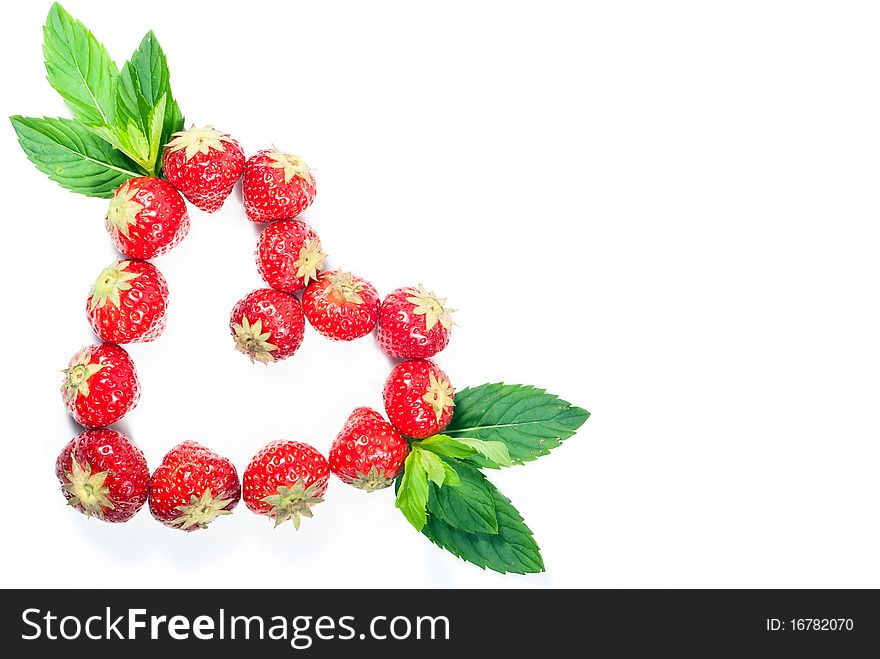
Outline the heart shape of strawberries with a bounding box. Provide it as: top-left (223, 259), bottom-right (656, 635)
top-left (61, 135), bottom-right (457, 531)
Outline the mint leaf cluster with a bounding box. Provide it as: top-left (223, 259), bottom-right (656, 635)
top-left (10, 3), bottom-right (184, 197)
top-left (395, 383), bottom-right (590, 574)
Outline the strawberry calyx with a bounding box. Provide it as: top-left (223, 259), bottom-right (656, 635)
top-left (106, 182), bottom-right (143, 239)
top-left (232, 316), bottom-right (278, 364)
top-left (294, 238), bottom-right (327, 286)
top-left (266, 149), bottom-right (313, 185)
top-left (260, 479), bottom-right (324, 529)
top-left (405, 284), bottom-right (456, 331)
top-left (166, 125), bottom-right (234, 161)
top-left (170, 488), bottom-right (235, 530)
top-left (61, 348), bottom-right (105, 402)
top-left (89, 260), bottom-right (141, 311)
top-left (348, 465), bottom-right (393, 492)
top-left (62, 458), bottom-right (114, 519)
top-left (422, 372), bottom-right (455, 422)
top-left (326, 271), bottom-right (365, 305)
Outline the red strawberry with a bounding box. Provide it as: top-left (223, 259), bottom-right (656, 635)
top-left (242, 148), bottom-right (316, 223)
top-left (255, 219), bottom-right (326, 293)
top-left (61, 344), bottom-right (140, 428)
top-left (302, 271), bottom-right (380, 341)
top-left (56, 429), bottom-right (150, 522)
top-left (105, 176), bottom-right (190, 259)
top-left (243, 440), bottom-right (329, 528)
top-left (86, 259), bottom-right (169, 344)
top-left (377, 285), bottom-right (456, 359)
top-left (329, 407), bottom-right (409, 491)
top-left (383, 359), bottom-right (455, 438)
top-left (229, 288), bottom-right (305, 363)
top-left (149, 441), bottom-right (240, 531)
top-left (162, 125), bottom-right (245, 212)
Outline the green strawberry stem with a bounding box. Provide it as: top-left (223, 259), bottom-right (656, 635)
top-left (62, 459), bottom-right (114, 519)
top-left (261, 480), bottom-right (324, 529)
top-left (171, 489), bottom-right (234, 530)
top-left (348, 465), bottom-right (394, 492)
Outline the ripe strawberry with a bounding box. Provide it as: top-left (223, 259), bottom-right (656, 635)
top-left (302, 271), bottom-right (380, 341)
top-left (56, 429), bottom-right (150, 522)
top-left (162, 125), bottom-right (245, 212)
top-left (243, 440), bottom-right (329, 528)
top-left (149, 441), bottom-right (240, 531)
top-left (377, 285), bottom-right (456, 359)
top-left (61, 344), bottom-right (140, 428)
top-left (105, 176), bottom-right (190, 259)
top-left (242, 148), bottom-right (316, 223)
top-left (383, 359), bottom-right (455, 438)
top-left (255, 219), bottom-right (326, 293)
top-left (86, 259), bottom-right (169, 344)
top-left (329, 407), bottom-right (409, 491)
top-left (229, 288), bottom-right (305, 363)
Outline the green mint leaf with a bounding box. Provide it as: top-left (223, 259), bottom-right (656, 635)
top-left (126, 31), bottom-right (184, 151)
top-left (10, 115), bottom-right (140, 198)
top-left (89, 122), bottom-right (151, 172)
top-left (422, 472), bottom-right (544, 574)
top-left (161, 100), bottom-right (184, 172)
top-left (108, 32), bottom-right (184, 174)
top-left (417, 447), bottom-right (448, 488)
top-left (441, 461), bottom-right (461, 487)
top-left (394, 450), bottom-right (429, 531)
top-left (416, 434), bottom-right (478, 459)
top-left (444, 383), bottom-right (590, 465)
top-left (114, 60), bottom-right (150, 136)
top-left (43, 3), bottom-right (117, 126)
top-left (146, 93), bottom-right (167, 171)
top-left (456, 438), bottom-right (513, 468)
top-left (124, 121), bottom-right (150, 162)
top-left (427, 459), bottom-right (497, 534)
top-left (131, 31), bottom-right (166, 103)
top-left (417, 434), bottom-right (513, 469)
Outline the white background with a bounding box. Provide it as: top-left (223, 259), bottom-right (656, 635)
top-left (1, 0), bottom-right (878, 589)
